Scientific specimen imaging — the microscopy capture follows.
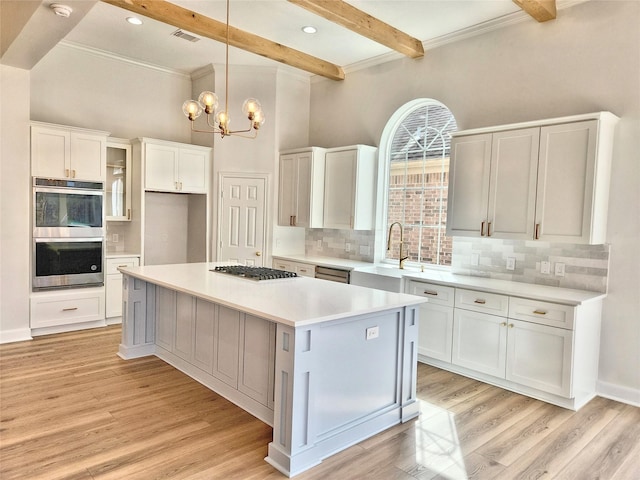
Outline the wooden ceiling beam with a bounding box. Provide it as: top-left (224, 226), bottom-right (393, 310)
top-left (512, 0), bottom-right (557, 22)
top-left (100, 0), bottom-right (345, 80)
top-left (288, 0), bottom-right (424, 59)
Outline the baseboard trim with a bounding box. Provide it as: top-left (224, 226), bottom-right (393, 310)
top-left (0, 328), bottom-right (33, 344)
top-left (597, 380), bottom-right (640, 408)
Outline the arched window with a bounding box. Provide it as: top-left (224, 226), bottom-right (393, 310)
top-left (381, 99), bottom-right (457, 267)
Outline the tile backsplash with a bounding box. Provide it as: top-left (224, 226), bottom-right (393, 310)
top-left (303, 229), bottom-right (610, 293)
top-left (305, 228), bottom-right (375, 262)
top-left (452, 237), bottom-right (610, 293)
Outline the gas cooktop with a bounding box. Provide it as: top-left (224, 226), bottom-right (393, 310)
top-left (212, 265), bottom-right (298, 280)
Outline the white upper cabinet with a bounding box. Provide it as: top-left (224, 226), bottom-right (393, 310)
top-left (323, 145), bottom-right (377, 230)
top-left (446, 112), bottom-right (618, 244)
top-left (141, 138), bottom-right (210, 194)
top-left (31, 122), bottom-right (108, 182)
top-left (278, 147), bottom-right (326, 228)
top-left (106, 138), bottom-right (132, 221)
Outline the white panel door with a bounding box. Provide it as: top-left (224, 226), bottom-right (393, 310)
top-left (487, 127), bottom-right (539, 239)
top-left (446, 133), bottom-right (493, 237)
top-left (219, 175), bottom-right (267, 266)
top-left (535, 120), bottom-right (597, 243)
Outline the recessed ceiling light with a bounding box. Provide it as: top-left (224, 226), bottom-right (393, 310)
top-left (126, 16), bottom-right (143, 25)
top-left (50, 4), bottom-right (73, 18)
top-left (301, 26), bottom-right (317, 34)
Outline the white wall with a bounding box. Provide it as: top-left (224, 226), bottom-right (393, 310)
top-left (308, 1), bottom-right (640, 403)
top-left (0, 65), bottom-right (31, 343)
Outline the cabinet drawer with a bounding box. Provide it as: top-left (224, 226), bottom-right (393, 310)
top-left (455, 288), bottom-right (509, 316)
top-left (508, 298), bottom-right (576, 330)
top-left (106, 257), bottom-right (139, 275)
top-left (295, 263), bottom-right (315, 278)
top-left (31, 288), bottom-right (105, 328)
top-left (273, 260), bottom-right (294, 272)
top-left (406, 280), bottom-right (455, 307)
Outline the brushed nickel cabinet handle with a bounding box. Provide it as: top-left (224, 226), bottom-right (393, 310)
top-left (500, 322), bottom-right (507, 327)
top-left (474, 299), bottom-right (486, 305)
top-left (293, 215), bottom-right (297, 226)
top-left (127, 208), bottom-right (131, 220)
top-left (62, 307), bottom-right (78, 312)
top-left (535, 223), bottom-right (541, 240)
top-left (533, 309), bottom-right (547, 315)
top-left (65, 168), bottom-right (70, 178)
top-left (71, 169), bottom-right (76, 178)
top-left (487, 222), bottom-right (492, 237)
top-left (423, 290), bottom-right (438, 296)
top-left (481, 221), bottom-right (486, 236)
top-left (509, 323), bottom-right (514, 328)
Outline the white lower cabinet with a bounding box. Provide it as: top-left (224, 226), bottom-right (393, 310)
top-left (272, 259), bottom-right (316, 277)
top-left (452, 309), bottom-right (507, 378)
top-left (105, 256), bottom-right (140, 321)
top-left (30, 287), bottom-right (105, 329)
top-left (408, 278), bottom-right (601, 410)
top-left (154, 288), bottom-right (275, 407)
top-left (405, 280), bottom-right (454, 362)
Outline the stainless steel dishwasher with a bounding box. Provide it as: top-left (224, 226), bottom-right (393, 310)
top-left (315, 266), bottom-right (350, 283)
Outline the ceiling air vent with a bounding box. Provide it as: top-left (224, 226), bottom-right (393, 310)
top-left (171, 29), bottom-right (201, 43)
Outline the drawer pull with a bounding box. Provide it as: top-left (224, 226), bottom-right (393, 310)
top-left (118, 264), bottom-right (128, 268)
top-left (533, 309), bottom-right (547, 315)
top-left (509, 323), bottom-right (514, 328)
top-left (500, 322), bottom-right (507, 327)
top-left (62, 307), bottom-right (78, 312)
top-left (474, 299), bottom-right (486, 305)
top-left (423, 290), bottom-right (438, 296)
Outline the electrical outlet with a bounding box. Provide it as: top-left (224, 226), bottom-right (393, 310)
top-left (112, 233), bottom-right (119, 242)
top-left (345, 242), bottom-right (351, 253)
top-left (506, 257), bottom-right (516, 271)
top-left (555, 262), bottom-right (565, 277)
top-left (540, 261), bottom-right (551, 274)
top-left (366, 326), bottom-right (379, 340)
top-left (471, 253), bottom-right (480, 266)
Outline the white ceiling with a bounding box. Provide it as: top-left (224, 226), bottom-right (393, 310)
top-left (6, 1), bottom-right (584, 77)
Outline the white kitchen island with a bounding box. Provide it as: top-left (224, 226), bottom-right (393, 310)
top-left (117, 262), bottom-right (426, 477)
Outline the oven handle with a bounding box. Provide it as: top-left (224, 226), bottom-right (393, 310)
top-left (34, 186), bottom-right (104, 196)
top-left (34, 237), bottom-right (104, 243)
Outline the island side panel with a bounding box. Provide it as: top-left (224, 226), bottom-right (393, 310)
top-left (267, 305), bottom-right (420, 477)
top-left (119, 275), bottom-right (156, 359)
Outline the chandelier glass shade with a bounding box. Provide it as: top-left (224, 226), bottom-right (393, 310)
top-left (182, 0), bottom-right (264, 138)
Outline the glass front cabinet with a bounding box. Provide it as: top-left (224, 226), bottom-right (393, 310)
top-left (106, 138), bottom-right (132, 221)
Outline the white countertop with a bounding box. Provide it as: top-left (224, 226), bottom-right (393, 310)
top-left (353, 265), bottom-right (605, 306)
top-left (119, 262), bottom-right (426, 327)
top-left (106, 252), bottom-right (141, 258)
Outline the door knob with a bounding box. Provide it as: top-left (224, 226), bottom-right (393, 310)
top-left (256, 251), bottom-right (262, 256)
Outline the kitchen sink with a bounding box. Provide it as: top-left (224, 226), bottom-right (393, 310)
top-left (350, 264), bottom-right (408, 292)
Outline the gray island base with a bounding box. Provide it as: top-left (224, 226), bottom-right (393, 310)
top-left (117, 263), bottom-right (426, 477)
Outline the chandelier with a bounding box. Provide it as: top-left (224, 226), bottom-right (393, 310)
top-left (182, 0), bottom-right (265, 138)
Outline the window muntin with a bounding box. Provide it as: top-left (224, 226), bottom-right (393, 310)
top-left (385, 101), bottom-right (457, 267)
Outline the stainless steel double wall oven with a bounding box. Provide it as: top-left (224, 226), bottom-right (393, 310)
top-left (32, 178), bottom-right (105, 290)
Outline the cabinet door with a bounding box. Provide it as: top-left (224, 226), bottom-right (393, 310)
top-left (506, 319), bottom-right (573, 397)
top-left (487, 128), bottom-right (539, 239)
top-left (155, 287), bottom-right (176, 351)
top-left (70, 132), bottom-right (106, 181)
top-left (106, 274), bottom-right (122, 318)
top-left (106, 140), bottom-right (132, 221)
top-left (31, 126), bottom-right (70, 179)
top-left (323, 149), bottom-right (356, 229)
top-left (446, 134), bottom-right (492, 237)
top-left (238, 314), bottom-right (275, 406)
top-left (174, 292), bottom-right (195, 361)
top-left (178, 148), bottom-right (209, 193)
top-left (535, 120), bottom-right (598, 243)
top-left (294, 151), bottom-right (314, 227)
top-left (213, 306), bottom-right (241, 387)
top-left (452, 309), bottom-right (507, 378)
top-left (193, 299), bottom-right (215, 373)
top-left (278, 154), bottom-right (297, 226)
top-left (418, 303), bottom-right (454, 363)
top-left (145, 143), bottom-right (179, 192)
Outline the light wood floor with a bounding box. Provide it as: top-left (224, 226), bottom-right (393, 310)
top-left (1, 325), bottom-right (638, 480)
